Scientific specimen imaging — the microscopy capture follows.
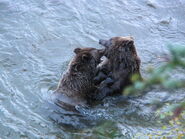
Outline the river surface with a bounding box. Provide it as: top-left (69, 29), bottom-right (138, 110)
top-left (0, 0), bottom-right (185, 138)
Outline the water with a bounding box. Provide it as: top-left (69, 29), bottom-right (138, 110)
top-left (0, 0), bottom-right (185, 138)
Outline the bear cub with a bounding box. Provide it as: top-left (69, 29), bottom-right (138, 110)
top-left (52, 47), bottom-right (104, 107)
top-left (92, 36), bottom-right (142, 100)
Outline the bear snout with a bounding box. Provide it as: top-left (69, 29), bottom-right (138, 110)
top-left (99, 39), bottom-right (112, 47)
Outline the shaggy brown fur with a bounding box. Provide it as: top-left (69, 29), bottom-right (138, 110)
top-left (53, 47), bottom-right (104, 106)
top-left (92, 36), bottom-right (142, 100)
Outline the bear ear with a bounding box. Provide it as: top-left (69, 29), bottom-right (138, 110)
top-left (125, 39), bottom-right (134, 46)
top-left (74, 48), bottom-right (81, 54)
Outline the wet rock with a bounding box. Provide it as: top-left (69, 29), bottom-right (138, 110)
top-left (146, 0), bottom-right (157, 9)
top-left (160, 17), bottom-right (172, 25)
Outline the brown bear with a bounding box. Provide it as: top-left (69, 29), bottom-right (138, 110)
top-left (92, 36), bottom-right (142, 100)
top-left (52, 47), bottom-right (104, 108)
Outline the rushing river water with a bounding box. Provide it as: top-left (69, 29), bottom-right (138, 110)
top-left (0, 0), bottom-right (185, 138)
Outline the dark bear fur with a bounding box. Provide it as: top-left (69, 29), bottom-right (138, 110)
top-left (92, 36), bottom-right (142, 100)
top-left (52, 47), bottom-right (104, 107)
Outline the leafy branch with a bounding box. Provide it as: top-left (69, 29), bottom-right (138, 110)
top-left (124, 45), bottom-right (185, 116)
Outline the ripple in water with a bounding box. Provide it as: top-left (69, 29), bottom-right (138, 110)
top-left (0, 0), bottom-right (185, 138)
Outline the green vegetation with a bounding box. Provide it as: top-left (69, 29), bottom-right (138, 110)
top-left (124, 44), bottom-right (185, 138)
top-left (125, 44), bottom-right (185, 94)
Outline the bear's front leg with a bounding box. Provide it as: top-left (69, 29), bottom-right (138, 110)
top-left (94, 56), bottom-right (110, 84)
top-left (93, 77), bottom-right (115, 100)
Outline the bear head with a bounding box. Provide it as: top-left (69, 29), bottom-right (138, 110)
top-left (68, 47), bottom-right (104, 76)
top-left (99, 36), bottom-right (141, 75)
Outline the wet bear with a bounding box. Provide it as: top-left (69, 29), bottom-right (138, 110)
top-left (52, 47), bottom-right (104, 108)
top-left (92, 36), bottom-right (142, 100)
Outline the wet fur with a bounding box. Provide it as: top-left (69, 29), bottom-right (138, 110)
top-left (53, 48), bottom-right (103, 106)
top-left (93, 37), bottom-right (142, 100)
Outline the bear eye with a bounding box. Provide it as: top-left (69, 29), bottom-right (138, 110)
top-left (82, 54), bottom-right (91, 61)
top-left (74, 48), bottom-right (81, 54)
